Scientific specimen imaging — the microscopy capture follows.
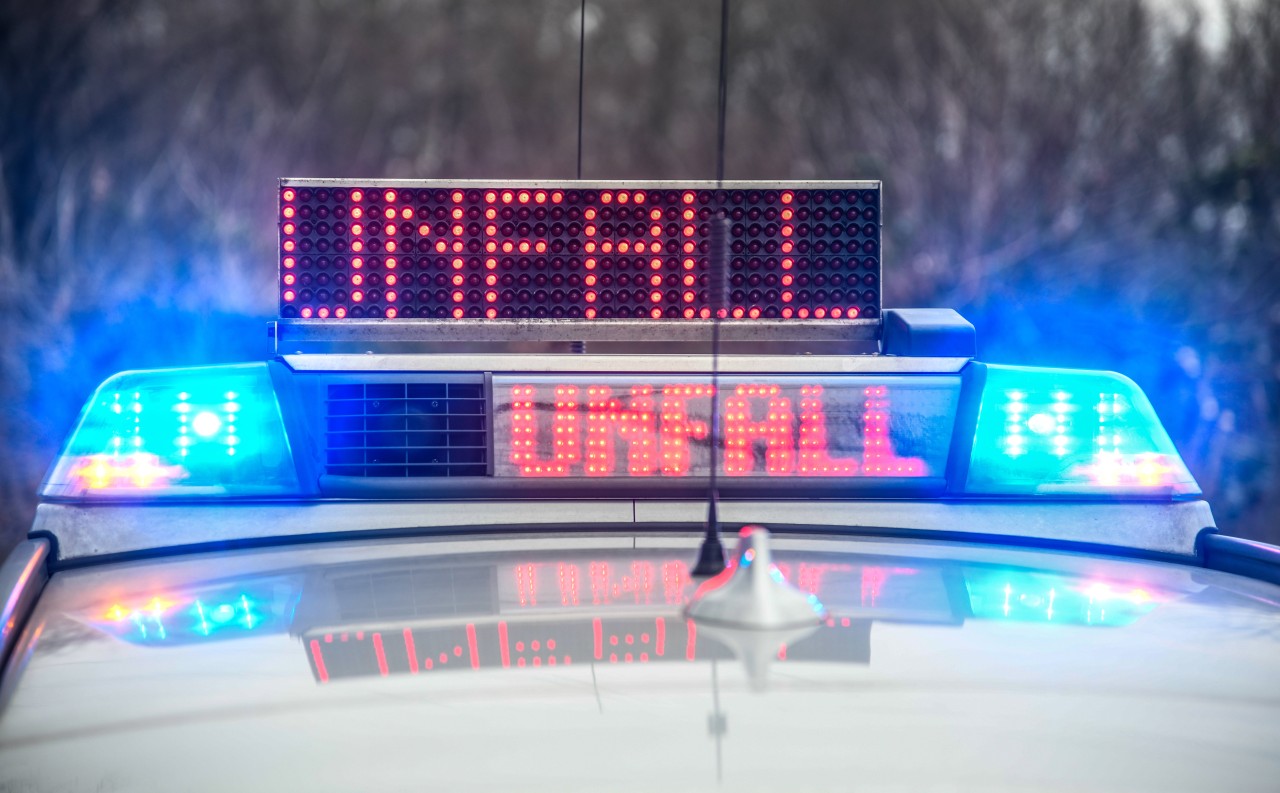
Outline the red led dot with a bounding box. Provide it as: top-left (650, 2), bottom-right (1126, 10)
top-left (683, 307), bottom-right (695, 318)
top-left (815, 307), bottom-right (827, 318)
top-left (517, 190), bottom-right (530, 203)
top-left (682, 225), bottom-right (695, 237)
top-left (732, 307), bottom-right (745, 319)
top-left (782, 241), bottom-right (793, 253)
top-left (283, 273), bottom-right (296, 285)
top-left (485, 190), bottom-right (497, 203)
top-left (486, 307), bottom-right (497, 319)
top-left (798, 307), bottom-right (810, 318)
top-left (317, 307), bottom-right (329, 318)
top-left (401, 207), bottom-right (413, 219)
top-left (283, 257), bottom-right (296, 269)
top-left (831, 307), bottom-right (843, 318)
top-left (385, 290), bottom-right (397, 302)
top-left (452, 223), bottom-right (464, 236)
top-left (283, 290), bottom-right (296, 302)
top-left (682, 258), bottom-right (696, 270)
top-left (650, 307), bottom-right (662, 318)
top-left (683, 290), bottom-right (695, 303)
top-left (534, 190), bottom-right (547, 203)
top-left (585, 307), bottom-right (597, 318)
top-left (535, 241), bottom-right (547, 253)
top-left (452, 290), bottom-right (464, 302)
top-left (683, 208), bottom-right (695, 221)
top-left (435, 241), bottom-right (447, 252)
top-left (650, 290), bottom-right (663, 303)
top-left (584, 258), bottom-right (597, 270)
top-left (781, 291), bottom-right (793, 302)
top-left (782, 307), bottom-right (794, 318)
top-left (351, 223), bottom-right (363, 235)
top-left (551, 191), bottom-right (564, 203)
top-left (585, 274), bottom-right (597, 286)
top-left (335, 307), bottom-right (347, 318)
top-left (748, 307), bottom-right (761, 319)
top-left (300, 307), bottom-right (312, 318)
top-left (650, 257), bottom-right (663, 270)
top-left (418, 224), bottom-right (430, 235)
top-left (848, 307), bottom-right (860, 318)
top-left (282, 206), bottom-right (295, 218)
top-left (351, 274), bottom-right (363, 286)
top-left (617, 191), bottom-right (630, 204)
top-left (385, 257), bottom-right (397, 269)
top-left (781, 191), bottom-right (794, 204)
top-left (452, 257), bottom-right (464, 269)
top-left (601, 191), bottom-right (613, 204)
top-left (486, 290), bottom-right (498, 303)
top-left (385, 307), bottom-right (397, 318)
top-left (385, 240), bottom-right (397, 252)
top-left (585, 291), bottom-right (597, 303)
top-left (650, 274), bottom-right (662, 287)
top-left (682, 274), bottom-right (696, 286)
top-left (282, 188), bottom-right (296, 201)
top-left (384, 189), bottom-right (397, 202)
top-left (453, 307), bottom-right (464, 318)
top-left (385, 223), bottom-right (396, 235)
top-left (781, 258), bottom-right (794, 270)
top-left (352, 257), bottom-right (364, 269)
top-left (518, 241), bottom-right (530, 253)
top-left (383, 208), bottom-right (395, 221)
top-left (351, 207), bottom-right (363, 219)
top-left (584, 208), bottom-right (597, 221)
top-left (283, 240), bottom-right (295, 251)
top-left (452, 274), bottom-right (464, 286)
top-left (682, 191), bottom-right (695, 204)
top-left (634, 191), bottom-right (646, 203)
top-left (283, 222), bottom-right (295, 234)
top-left (501, 190), bottom-right (514, 203)
top-left (352, 291), bottom-right (364, 302)
top-left (700, 308), bottom-right (711, 319)
top-left (452, 190), bottom-right (464, 202)
top-left (351, 190), bottom-right (364, 202)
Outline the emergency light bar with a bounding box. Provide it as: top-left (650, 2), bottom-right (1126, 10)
top-left (277, 180), bottom-right (881, 328)
top-left (43, 362), bottom-right (1197, 501)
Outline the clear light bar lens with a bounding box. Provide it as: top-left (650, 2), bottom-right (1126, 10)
top-left (966, 365), bottom-right (1199, 497)
top-left (43, 363), bottom-right (300, 498)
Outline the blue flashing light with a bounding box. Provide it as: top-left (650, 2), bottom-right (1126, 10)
top-left (42, 363), bottom-right (300, 499)
top-left (964, 569), bottom-right (1162, 627)
top-left (965, 365), bottom-right (1199, 497)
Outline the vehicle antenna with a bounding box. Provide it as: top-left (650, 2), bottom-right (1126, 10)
top-left (577, 0), bottom-right (586, 181)
top-left (692, 0), bottom-right (732, 577)
top-left (573, 0), bottom-right (589, 355)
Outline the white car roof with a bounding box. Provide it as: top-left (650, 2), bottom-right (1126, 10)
top-left (3, 531), bottom-right (1279, 792)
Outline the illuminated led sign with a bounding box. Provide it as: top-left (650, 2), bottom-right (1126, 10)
top-left (491, 375), bottom-right (959, 480)
top-left (279, 181), bottom-right (880, 321)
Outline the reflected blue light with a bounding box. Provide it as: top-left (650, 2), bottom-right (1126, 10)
top-left (965, 569), bottom-right (1161, 626)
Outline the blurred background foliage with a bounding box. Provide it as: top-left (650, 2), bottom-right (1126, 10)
top-left (0, 0), bottom-right (1276, 554)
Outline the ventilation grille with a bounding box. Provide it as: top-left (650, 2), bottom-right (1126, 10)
top-left (325, 382), bottom-right (487, 477)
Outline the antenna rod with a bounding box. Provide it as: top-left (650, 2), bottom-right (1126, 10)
top-left (693, 0), bottom-right (732, 577)
top-left (576, 0), bottom-right (586, 180)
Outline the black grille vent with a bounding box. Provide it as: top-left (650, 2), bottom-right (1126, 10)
top-left (325, 382), bottom-right (487, 477)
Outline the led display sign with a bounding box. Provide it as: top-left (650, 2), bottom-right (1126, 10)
top-left (279, 181), bottom-right (881, 322)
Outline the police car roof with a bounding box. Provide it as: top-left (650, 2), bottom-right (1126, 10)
top-left (3, 530), bottom-right (1279, 792)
